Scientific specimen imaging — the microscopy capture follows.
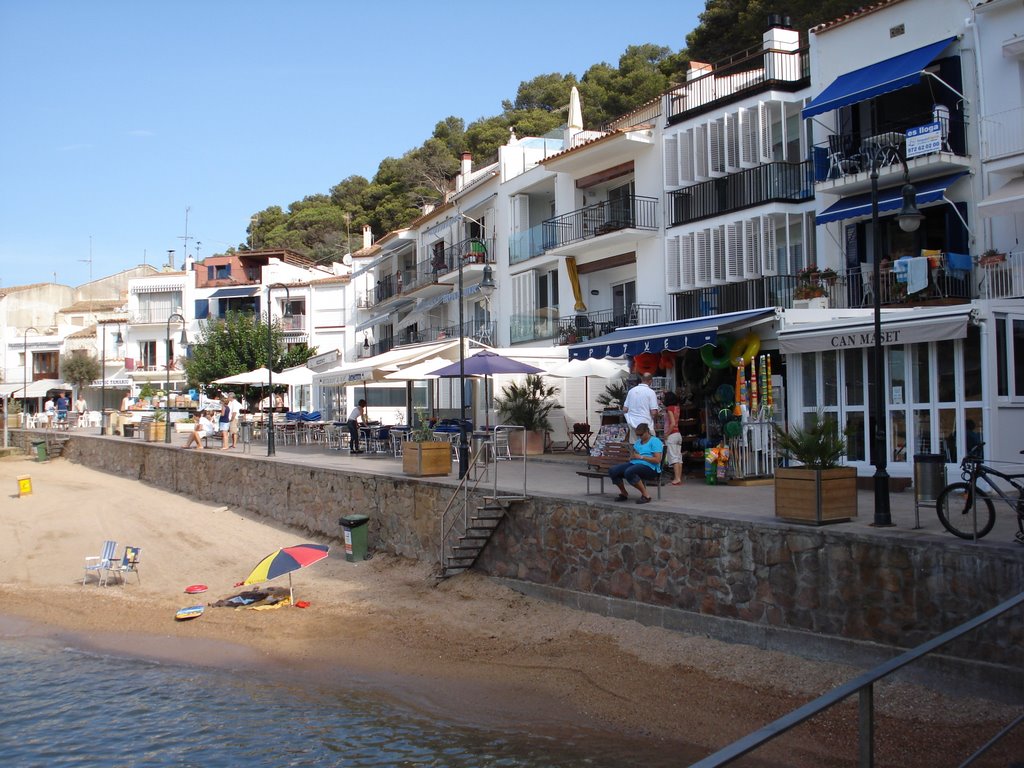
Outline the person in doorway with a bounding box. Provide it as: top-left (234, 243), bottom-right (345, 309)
top-left (663, 389), bottom-right (683, 485)
top-left (347, 399), bottom-right (367, 454)
top-left (608, 423), bottom-right (663, 504)
top-left (623, 372), bottom-right (659, 440)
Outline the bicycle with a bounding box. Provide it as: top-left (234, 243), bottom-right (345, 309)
top-left (935, 442), bottom-right (1024, 542)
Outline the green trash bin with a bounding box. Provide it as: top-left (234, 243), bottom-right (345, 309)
top-left (339, 514), bottom-right (369, 562)
top-left (31, 440), bottom-right (47, 462)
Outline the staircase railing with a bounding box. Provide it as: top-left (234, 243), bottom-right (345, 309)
top-left (690, 590), bottom-right (1024, 767)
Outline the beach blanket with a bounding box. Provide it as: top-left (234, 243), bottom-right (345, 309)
top-left (209, 586), bottom-right (289, 609)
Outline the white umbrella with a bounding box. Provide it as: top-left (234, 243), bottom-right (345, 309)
top-left (547, 358), bottom-right (627, 428)
top-left (274, 365), bottom-right (314, 386)
top-left (213, 367), bottom-right (272, 385)
top-left (382, 357), bottom-right (448, 381)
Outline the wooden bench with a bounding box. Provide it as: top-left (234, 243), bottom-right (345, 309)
top-left (576, 440), bottom-right (668, 498)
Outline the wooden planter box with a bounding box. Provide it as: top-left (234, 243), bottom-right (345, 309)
top-left (774, 466), bottom-right (857, 525)
top-left (402, 441), bottom-right (452, 477)
top-left (145, 422), bottom-right (167, 442)
top-left (508, 429), bottom-right (545, 456)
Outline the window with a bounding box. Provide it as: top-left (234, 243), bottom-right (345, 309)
top-left (139, 341), bottom-right (157, 370)
top-left (612, 280), bottom-right (636, 326)
top-left (207, 263), bottom-right (231, 280)
top-left (137, 291), bottom-right (182, 323)
top-left (32, 351), bottom-right (59, 380)
top-left (995, 316), bottom-right (1024, 400)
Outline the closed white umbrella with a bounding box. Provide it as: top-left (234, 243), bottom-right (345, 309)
top-left (547, 358), bottom-right (627, 428)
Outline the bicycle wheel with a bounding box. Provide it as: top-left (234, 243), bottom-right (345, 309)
top-left (936, 482), bottom-right (996, 539)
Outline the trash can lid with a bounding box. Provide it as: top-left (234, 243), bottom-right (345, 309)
top-left (913, 453), bottom-right (945, 462)
top-left (341, 514), bottom-right (369, 527)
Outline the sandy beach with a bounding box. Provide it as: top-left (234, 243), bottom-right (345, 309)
top-left (1, 454), bottom-right (1020, 766)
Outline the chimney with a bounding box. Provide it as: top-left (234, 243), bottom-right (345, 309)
top-left (362, 224), bottom-right (373, 250)
top-left (764, 14), bottom-right (798, 51)
top-left (166, 249), bottom-right (175, 269)
top-left (687, 61), bottom-right (712, 81)
top-left (456, 152), bottom-right (473, 192)
top-left (185, 255), bottom-right (194, 272)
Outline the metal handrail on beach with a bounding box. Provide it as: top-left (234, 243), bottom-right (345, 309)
top-left (689, 590), bottom-right (1024, 767)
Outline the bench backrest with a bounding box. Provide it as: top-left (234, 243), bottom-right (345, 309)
top-left (587, 441), bottom-right (631, 471)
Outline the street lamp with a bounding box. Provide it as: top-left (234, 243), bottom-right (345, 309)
top-left (22, 326), bottom-right (39, 427)
top-left (867, 142), bottom-right (923, 527)
top-left (265, 283), bottom-right (293, 457)
top-left (452, 212), bottom-right (488, 479)
top-left (98, 322), bottom-right (123, 435)
top-left (164, 313), bottom-right (187, 443)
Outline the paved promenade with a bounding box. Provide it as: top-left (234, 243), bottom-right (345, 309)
top-left (151, 428), bottom-right (1024, 553)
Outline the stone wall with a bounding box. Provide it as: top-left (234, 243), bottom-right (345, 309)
top-left (60, 435), bottom-right (1024, 669)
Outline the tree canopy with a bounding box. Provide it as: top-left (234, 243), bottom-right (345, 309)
top-left (229, 1), bottom-right (865, 264)
top-left (61, 354), bottom-right (101, 394)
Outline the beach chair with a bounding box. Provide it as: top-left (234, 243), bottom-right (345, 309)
top-left (83, 539), bottom-right (118, 586)
top-left (105, 546), bottom-right (141, 586)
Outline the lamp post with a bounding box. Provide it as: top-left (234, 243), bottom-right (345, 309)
top-left (98, 322), bottom-right (123, 435)
top-left (265, 283), bottom-right (293, 457)
top-left (164, 313), bottom-right (187, 443)
top-left (22, 326), bottom-right (39, 428)
top-left (452, 212), bottom-right (487, 479)
top-left (867, 143), bottom-right (924, 527)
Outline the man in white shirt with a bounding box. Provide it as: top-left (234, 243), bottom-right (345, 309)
top-left (623, 373), bottom-right (660, 440)
top-left (226, 392), bottom-right (243, 449)
top-left (183, 411), bottom-right (214, 449)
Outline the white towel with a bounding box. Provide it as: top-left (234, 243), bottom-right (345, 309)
top-left (907, 256), bottom-right (929, 294)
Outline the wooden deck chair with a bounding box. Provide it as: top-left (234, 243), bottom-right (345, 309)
top-left (83, 540), bottom-right (118, 586)
top-left (105, 546), bottom-right (141, 586)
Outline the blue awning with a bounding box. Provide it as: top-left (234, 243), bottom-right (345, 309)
top-left (568, 308), bottom-right (776, 360)
top-left (802, 37), bottom-right (957, 119)
top-left (816, 172), bottom-right (967, 225)
top-left (208, 286), bottom-right (260, 299)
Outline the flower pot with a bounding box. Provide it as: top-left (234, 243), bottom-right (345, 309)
top-left (174, 422), bottom-right (195, 434)
top-left (145, 421), bottom-right (166, 442)
top-left (507, 429), bottom-right (545, 456)
top-left (402, 441), bottom-right (452, 477)
top-left (774, 466), bottom-right (857, 524)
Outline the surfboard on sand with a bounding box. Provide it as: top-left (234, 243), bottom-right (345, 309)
top-left (175, 605), bottom-right (205, 621)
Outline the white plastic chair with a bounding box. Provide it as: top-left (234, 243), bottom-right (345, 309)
top-left (83, 540), bottom-right (118, 586)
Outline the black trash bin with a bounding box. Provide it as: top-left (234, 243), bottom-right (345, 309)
top-left (913, 453), bottom-right (946, 502)
top-left (339, 514), bottom-right (370, 562)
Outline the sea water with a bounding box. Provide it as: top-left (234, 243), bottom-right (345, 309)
top-left (0, 637), bottom-right (692, 767)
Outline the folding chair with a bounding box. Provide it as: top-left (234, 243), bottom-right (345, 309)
top-left (83, 540), bottom-right (118, 586)
top-left (105, 546), bottom-right (141, 586)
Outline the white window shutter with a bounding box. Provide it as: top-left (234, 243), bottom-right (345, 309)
top-left (664, 134), bottom-right (679, 188)
top-left (739, 107), bottom-right (757, 167)
top-left (695, 230), bottom-right (711, 285)
top-left (694, 124), bottom-right (708, 179)
top-left (725, 113), bottom-right (740, 172)
top-left (762, 216), bottom-right (778, 275)
top-left (726, 222), bottom-right (743, 280)
top-left (680, 233), bottom-right (695, 288)
top-left (758, 102), bottom-right (773, 163)
top-left (511, 270), bottom-right (536, 320)
top-left (680, 130), bottom-right (694, 182)
top-left (511, 195), bottom-right (529, 233)
top-left (712, 225), bottom-right (726, 281)
top-left (709, 119), bottom-right (724, 175)
top-left (665, 235), bottom-right (681, 291)
top-left (744, 218), bottom-right (763, 277)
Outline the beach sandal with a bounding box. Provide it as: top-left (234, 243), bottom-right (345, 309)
top-left (670, 480), bottom-right (682, 486)
top-left (615, 493), bottom-right (629, 502)
top-left (636, 496), bottom-right (652, 504)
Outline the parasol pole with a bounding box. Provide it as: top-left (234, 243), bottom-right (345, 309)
top-left (288, 571), bottom-right (294, 604)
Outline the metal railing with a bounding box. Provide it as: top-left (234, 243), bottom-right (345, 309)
top-left (668, 45), bottom-right (809, 123)
top-left (509, 224), bottom-right (546, 265)
top-left (980, 105), bottom-right (1024, 162)
top-left (541, 195), bottom-right (658, 250)
top-left (510, 312), bottom-right (559, 345)
top-left (397, 320), bottom-right (495, 347)
top-left (669, 161), bottom-right (813, 226)
top-left (130, 308), bottom-right (183, 324)
top-left (978, 249), bottom-right (1024, 300)
top-left (690, 590), bottom-right (1024, 767)
top-left (433, 237), bottom-right (493, 277)
top-left (553, 303), bottom-right (663, 345)
top-left (280, 314), bottom-right (306, 332)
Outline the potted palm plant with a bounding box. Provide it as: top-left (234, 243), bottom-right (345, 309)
top-left (494, 374), bottom-right (561, 455)
top-left (402, 408), bottom-right (451, 477)
top-left (773, 411), bottom-right (857, 524)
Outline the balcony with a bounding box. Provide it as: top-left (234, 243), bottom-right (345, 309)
top-left (978, 250), bottom-right (1024, 300)
top-left (510, 312), bottom-right (559, 345)
top-left (434, 237), bottom-right (494, 285)
top-left (814, 108), bottom-right (969, 194)
top-left (668, 45), bottom-right (809, 123)
top-left (130, 308), bottom-right (184, 325)
top-left (980, 106), bottom-right (1024, 162)
top-left (280, 314), bottom-right (306, 333)
top-left (541, 195), bottom-right (658, 252)
top-left (358, 337), bottom-right (395, 358)
top-left (669, 161), bottom-right (813, 227)
top-left (396, 320), bottom-right (495, 348)
top-left (509, 224), bottom-right (546, 265)
top-left (553, 304), bottom-right (663, 345)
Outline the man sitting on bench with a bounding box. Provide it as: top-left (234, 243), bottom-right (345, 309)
top-left (608, 422), bottom-right (663, 504)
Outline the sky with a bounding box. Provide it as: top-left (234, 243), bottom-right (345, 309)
top-left (0, 0), bottom-right (704, 289)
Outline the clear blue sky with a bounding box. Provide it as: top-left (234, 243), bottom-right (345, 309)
top-left (0, 0), bottom-right (703, 289)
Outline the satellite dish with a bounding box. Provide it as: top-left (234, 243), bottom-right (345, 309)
top-left (341, 253), bottom-right (353, 267)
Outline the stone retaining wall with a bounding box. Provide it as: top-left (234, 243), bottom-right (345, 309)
top-left (60, 435), bottom-right (1024, 669)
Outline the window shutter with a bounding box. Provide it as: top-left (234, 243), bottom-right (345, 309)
top-left (726, 222), bottom-right (743, 280)
top-left (664, 134), bottom-right (679, 188)
top-left (665, 235), bottom-right (681, 291)
top-left (725, 113), bottom-right (740, 172)
top-left (694, 124), bottom-right (708, 179)
top-left (194, 299), bottom-right (209, 320)
top-left (744, 218), bottom-right (763, 277)
top-left (709, 119), bottom-right (724, 175)
top-left (758, 102), bottom-right (773, 163)
top-left (510, 270), bottom-right (537, 343)
top-left (680, 130), bottom-right (694, 182)
top-left (511, 195), bottom-right (529, 233)
top-left (712, 225), bottom-right (726, 281)
top-left (695, 230), bottom-right (711, 285)
top-left (680, 233), bottom-right (695, 288)
top-left (739, 107), bottom-right (757, 167)
top-left (762, 215), bottom-right (778, 275)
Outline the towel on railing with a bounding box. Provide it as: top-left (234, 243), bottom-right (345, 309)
top-left (906, 257), bottom-right (930, 294)
top-left (893, 257), bottom-right (910, 283)
top-left (947, 252), bottom-right (972, 276)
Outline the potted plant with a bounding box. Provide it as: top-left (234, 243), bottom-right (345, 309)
top-left (146, 409), bottom-right (167, 442)
top-left (494, 374), bottom-right (561, 455)
top-left (979, 248), bottom-right (1006, 267)
top-left (138, 382), bottom-right (156, 406)
top-left (174, 415), bottom-right (196, 434)
top-left (773, 411), bottom-right (857, 525)
top-left (402, 407), bottom-right (451, 477)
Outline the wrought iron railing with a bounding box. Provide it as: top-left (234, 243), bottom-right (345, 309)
top-left (553, 304), bottom-right (662, 345)
top-left (667, 45), bottom-right (809, 123)
top-left (541, 195), bottom-right (658, 251)
top-left (669, 161), bottom-right (813, 226)
top-left (432, 237), bottom-right (493, 278)
top-left (397, 320), bottom-right (495, 348)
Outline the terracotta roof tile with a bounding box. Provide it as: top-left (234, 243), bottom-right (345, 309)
top-left (811, 0), bottom-right (908, 33)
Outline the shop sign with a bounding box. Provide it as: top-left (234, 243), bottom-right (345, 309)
top-left (905, 122), bottom-right (941, 158)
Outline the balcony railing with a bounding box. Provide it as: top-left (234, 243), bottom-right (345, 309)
top-left (280, 314), bottom-right (306, 332)
top-left (553, 304), bottom-right (663, 345)
top-left (359, 337), bottom-right (394, 358)
top-left (978, 250), bottom-right (1024, 300)
top-left (510, 313), bottom-right (559, 345)
top-left (813, 107), bottom-right (967, 183)
top-left (130, 308), bottom-right (183, 324)
top-left (432, 237), bottom-right (493, 278)
top-left (668, 45), bottom-right (809, 123)
top-left (669, 161), bottom-right (813, 226)
top-left (981, 106), bottom-right (1024, 161)
top-left (509, 224), bottom-right (546, 265)
top-left (542, 195), bottom-right (658, 251)
top-left (396, 320), bottom-right (495, 348)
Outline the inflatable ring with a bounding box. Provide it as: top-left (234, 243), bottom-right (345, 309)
top-left (700, 336), bottom-right (733, 370)
top-left (729, 333), bottom-right (761, 368)
top-left (659, 350), bottom-right (676, 371)
top-left (633, 352), bottom-right (660, 375)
